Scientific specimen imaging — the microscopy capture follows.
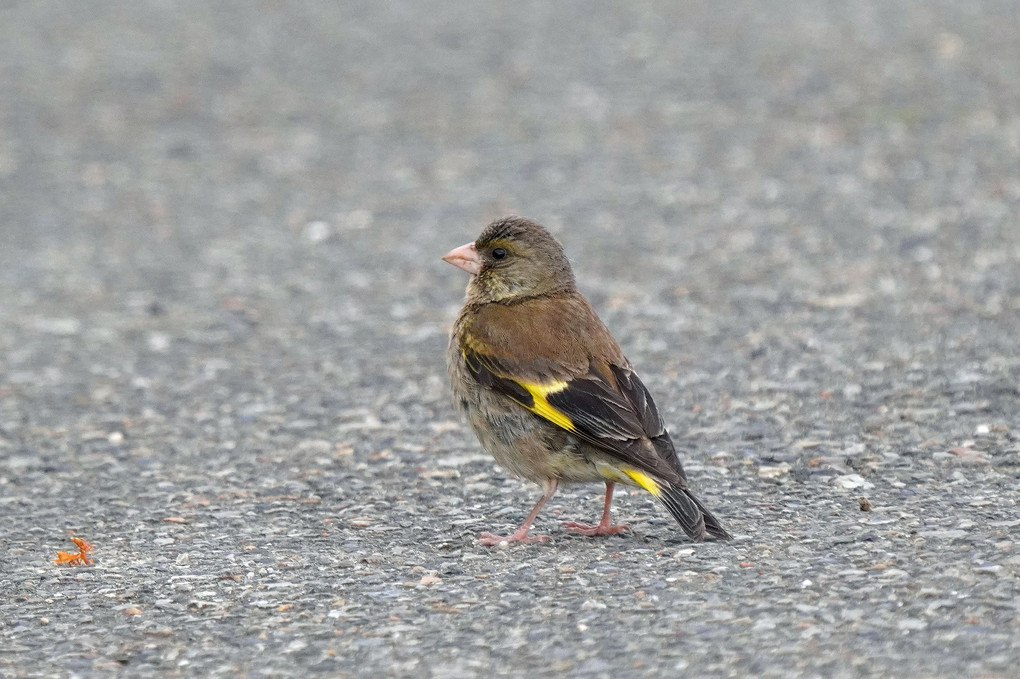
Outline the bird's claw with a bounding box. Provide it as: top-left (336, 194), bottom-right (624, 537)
top-left (562, 521), bottom-right (629, 536)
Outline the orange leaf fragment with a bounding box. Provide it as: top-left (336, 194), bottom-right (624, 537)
top-left (53, 551), bottom-right (84, 565)
top-left (54, 536), bottom-right (94, 566)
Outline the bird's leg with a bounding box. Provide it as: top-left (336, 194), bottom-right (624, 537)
top-left (563, 481), bottom-right (629, 536)
top-left (479, 479), bottom-right (558, 545)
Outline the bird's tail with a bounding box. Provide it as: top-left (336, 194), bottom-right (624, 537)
top-left (688, 489), bottom-right (731, 540)
top-left (618, 468), bottom-right (731, 541)
top-left (658, 483), bottom-right (731, 541)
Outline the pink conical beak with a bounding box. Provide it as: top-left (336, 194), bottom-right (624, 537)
top-left (442, 242), bottom-right (482, 275)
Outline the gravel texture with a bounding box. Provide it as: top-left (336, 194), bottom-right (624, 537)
top-left (2, 1), bottom-right (1019, 677)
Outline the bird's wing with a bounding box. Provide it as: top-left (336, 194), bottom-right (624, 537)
top-left (462, 347), bottom-right (684, 481)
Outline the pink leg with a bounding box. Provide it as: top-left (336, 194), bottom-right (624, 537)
top-left (479, 480), bottom-right (558, 546)
top-left (563, 482), bottom-right (629, 536)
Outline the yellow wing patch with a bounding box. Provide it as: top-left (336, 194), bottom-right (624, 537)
top-left (459, 347), bottom-right (576, 431)
top-left (518, 380), bottom-right (575, 432)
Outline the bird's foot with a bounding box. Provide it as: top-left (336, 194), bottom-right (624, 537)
top-left (562, 521), bottom-right (629, 536)
top-left (478, 530), bottom-right (551, 546)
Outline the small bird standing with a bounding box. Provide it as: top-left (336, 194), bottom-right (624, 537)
top-left (443, 216), bottom-right (730, 545)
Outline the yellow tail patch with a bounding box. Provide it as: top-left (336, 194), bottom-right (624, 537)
top-left (623, 469), bottom-right (662, 498)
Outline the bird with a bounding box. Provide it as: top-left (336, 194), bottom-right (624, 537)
top-left (443, 216), bottom-right (730, 545)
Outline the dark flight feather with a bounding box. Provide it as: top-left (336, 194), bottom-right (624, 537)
top-left (464, 347), bottom-right (685, 484)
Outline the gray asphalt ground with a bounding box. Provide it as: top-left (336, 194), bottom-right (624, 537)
top-left (2, 1), bottom-right (1019, 677)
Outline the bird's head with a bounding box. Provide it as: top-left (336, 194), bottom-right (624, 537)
top-left (443, 216), bottom-right (576, 303)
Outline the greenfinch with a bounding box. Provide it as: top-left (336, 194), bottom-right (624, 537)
top-left (444, 216), bottom-right (730, 545)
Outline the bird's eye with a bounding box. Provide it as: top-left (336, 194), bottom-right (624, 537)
top-left (491, 247), bottom-right (507, 260)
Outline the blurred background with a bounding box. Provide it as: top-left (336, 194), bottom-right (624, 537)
top-left (3, 1), bottom-right (1017, 418)
top-left (1, 1), bottom-right (1018, 677)
top-left (3, 0), bottom-right (1018, 446)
